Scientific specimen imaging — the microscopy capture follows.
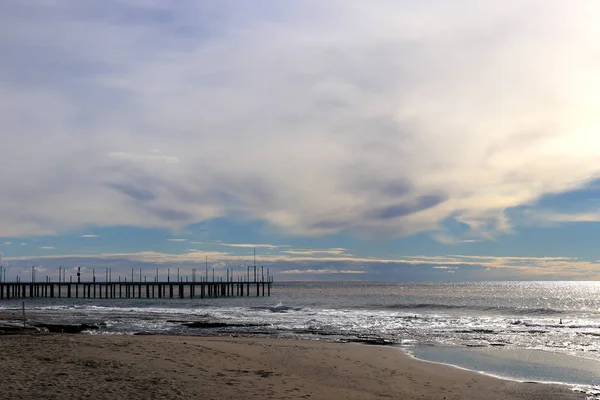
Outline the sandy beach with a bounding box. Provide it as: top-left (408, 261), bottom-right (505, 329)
top-left (0, 333), bottom-right (584, 400)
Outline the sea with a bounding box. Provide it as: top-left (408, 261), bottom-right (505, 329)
top-left (2, 281), bottom-right (600, 398)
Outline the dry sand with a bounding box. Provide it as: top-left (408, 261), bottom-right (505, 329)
top-left (0, 334), bottom-right (584, 400)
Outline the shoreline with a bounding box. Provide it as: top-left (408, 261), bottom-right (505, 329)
top-left (0, 333), bottom-right (586, 399)
top-left (408, 345), bottom-right (600, 390)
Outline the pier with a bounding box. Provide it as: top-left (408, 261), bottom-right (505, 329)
top-left (0, 266), bottom-right (273, 300)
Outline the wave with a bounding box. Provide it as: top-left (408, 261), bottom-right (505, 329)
top-left (379, 303), bottom-right (569, 316)
top-left (510, 320), bottom-right (600, 329)
top-left (249, 303), bottom-right (303, 313)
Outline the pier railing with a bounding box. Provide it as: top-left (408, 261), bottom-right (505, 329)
top-left (0, 266), bottom-right (273, 300)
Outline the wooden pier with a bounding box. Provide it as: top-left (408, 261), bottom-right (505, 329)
top-left (0, 266), bottom-right (273, 300)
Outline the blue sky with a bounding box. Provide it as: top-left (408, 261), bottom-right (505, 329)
top-left (1, 1), bottom-right (600, 281)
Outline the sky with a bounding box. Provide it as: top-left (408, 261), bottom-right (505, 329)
top-left (1, 1), bottom-right (600, 281)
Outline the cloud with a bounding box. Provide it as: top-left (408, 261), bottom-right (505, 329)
top-left (20, 242), bottom-right (26, 245)
top-left (3, 250), bottom-right (599, 280)
top-left (3, 242), bottom-right (11, 246)
top-left (532, 210), bottom-right (600, 224)
top-left (437, 236), bottom-right (485, 245)
top-left (219, 243), bottom-right (280, 249)
top-left (0, 1), bottom-right (599, 240)
top-left (39, 246), bottom-right (56, 250)
top-left (167, 238), bottom-right (187, 242)
top-left (80, 234), bottom-right (100, 238)
top-left (108, 152), bottom-right (179, 164)
top-left (433, 265), bottom-right (458, 273)
top-left (280, 269), bottom-right (366, 274)
top-left (433, 265), bottom-right (458, 270)
top-left (281, 248), bottom-right (348, 255)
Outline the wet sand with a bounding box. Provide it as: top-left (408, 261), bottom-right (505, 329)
top-left (0, 334), bottom-right (585, 400)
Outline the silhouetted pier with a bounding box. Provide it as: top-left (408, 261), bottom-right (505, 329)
top-left (0, 266), bottom-right (272, 300)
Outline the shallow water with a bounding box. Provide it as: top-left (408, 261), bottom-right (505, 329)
top-left (413, 346), bottom-right (600, 386)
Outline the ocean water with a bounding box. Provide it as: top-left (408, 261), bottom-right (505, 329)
top-left (2, 281), bottom-right (600, 396)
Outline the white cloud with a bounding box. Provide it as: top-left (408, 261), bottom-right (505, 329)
top-left (80, 234), bottom-right (100, 238)
top-left (433, 265), bottom-right (459, 270)
top-left (39, 246), bottom-right (55, 250)
top-left (3, 242), bottom-right (11, 246)
top-left (167, 238), bottom-right (187, 242)
top-left (20, 242), bottom-right (26, 245)
top-left (219, 243), bottom-right (279, 249)
top-left (1, 1), bottom-right (600, 240)
top-left (281, 248), bottom-right (349, 255)
top-left (280, 269), bottom-right (366, 274)
top-left (5, 251), bottom-right (597, 278)
top-left (108, 152), bottom-right (179, 164)
top-left (532, 210), bottom-right (600, 224)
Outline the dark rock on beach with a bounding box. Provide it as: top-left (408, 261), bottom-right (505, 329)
top-left (0, 322), bottom-right (48, 335)
top-left (32, 323), bottom-right (101, 334)
top-left (340, 337), bottom-right (397, 346)
top-left (182, 321), bottom-right (268, 329)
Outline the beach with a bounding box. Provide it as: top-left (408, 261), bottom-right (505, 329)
top-left (0, 333), bottom-right (585, 400)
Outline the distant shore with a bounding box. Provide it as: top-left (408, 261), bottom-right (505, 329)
top-left (0, 333), bottom-right (585, 400)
